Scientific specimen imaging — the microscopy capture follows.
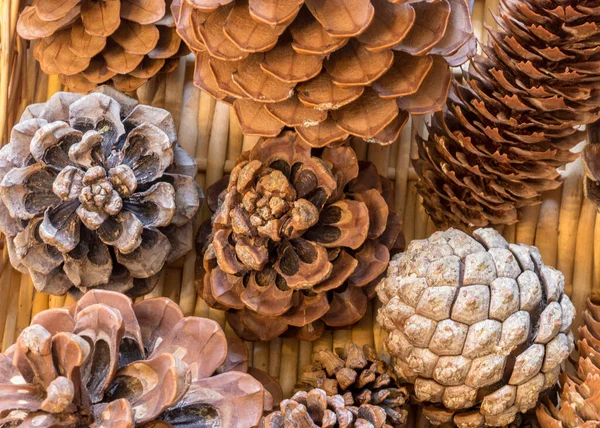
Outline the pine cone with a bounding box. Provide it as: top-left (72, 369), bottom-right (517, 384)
top-left (261, 388), bottom-right (393, 428)
top-left (0, 289), bottom-right (268, 427)
top-left (537, 299), bottom-right (600, 427)
top-left (171, 0), bottom-right (475, 147)
top-left (584, 122), bottom-right (600, 208)
top-left (196, 131), bottom-right (403, 341)
top-left (414, 0), bottom-right (598, 231)
top-left (17, 0), bottom-right (188, 92)
top-left (298, 344), bottom-right (410, 426)
top-left (376, 227), bottom-right (575, 427)
top-left (0, 88), bottom-right (201, 296)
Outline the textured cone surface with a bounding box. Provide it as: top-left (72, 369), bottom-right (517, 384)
top-left (195, 130), bottom-right (403, 341)
top-left (0, 289), bottom-right (267, 427)
top-left (17, 0), bottom-right (188, 92)
top-left (537, 299), bottom-right (600, 427)
top-left (376, 227), bottom-right (575, 427)
top-left (0, 88), bottom-right (202, 297)
top-left (584, 121), bottom-right (600, 208)
top-left (172, 0), bottom-right (475, 147)
top-left (414, 0), bottom-right (600, 231)
top-left (298, 344), bottom-right (410, 426)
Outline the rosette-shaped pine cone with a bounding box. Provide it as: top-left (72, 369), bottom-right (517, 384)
top-left (17, 0), bottom-right (189, 92)
top-left (0, 289), bottom-right (271, 427)
top-left (298, 344), bottom-right (410, 426)
top-left (261, 388), bottom-right (393, 428)
top-left (196, 131), bottom-right (403, 342)
top-left (171, 0), bottom-right (475, 147)
top-left (0, 88), bottom-right (202, 297)
top-left (376, 227), bottom-right (576, 427)
top-left (537, 299), bottom-right (600, 427)
top-left (414, 0), bottom-right (600, 231)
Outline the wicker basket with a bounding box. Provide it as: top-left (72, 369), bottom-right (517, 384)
top-left (0, 0), bottom-right (598, 419)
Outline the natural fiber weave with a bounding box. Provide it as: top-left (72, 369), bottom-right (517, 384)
top-left (0, 2), bottom-right (599, 425)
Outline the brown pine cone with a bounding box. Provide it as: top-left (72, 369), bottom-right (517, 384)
top-left (537, 299), bottom-right (600, 427)
top-left (0, 88), bottom-right (201, 296)
top-left (414, 0), bottom-right (597, 231)
top-left (583, 121), bottom-right (600, 208)
top-left (171, 0), bottom-right (475, 147)
top-left (377, 227), bottom-right (575, 427)
top-left (261, 388), bottom-right (392, 428)
top-left (17, 0), bottom-right (189, 92)
top-left (0, 289), bottom-right (269, 427)
top-left (298, 344), bottom-right (410, 427)
top-left (196, 131), bottom-right (403, 341)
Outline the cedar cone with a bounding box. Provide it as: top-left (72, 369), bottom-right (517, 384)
top-left (260, 388), bottom-right (393, 428)
top-left (414, 0), bottom-right (599, 231)
top-left (537, 299), bottom-right (600, 427)
top-left (583, 121), bottom-right (600, 208)
top-left (0, 88), bottom-right (202, 297)
top-left (196, 131), bottom-right (403, 342)
top-left (0, 289), bottom-right (270, 427)
top-left (376, 227), bottom-right (575, 427)
top-left (17, 0), bottom-right (189, 92)
top-left (171, 0), bottom-right (476, 147)
top-left (297, 344), bottom-right (410, 427)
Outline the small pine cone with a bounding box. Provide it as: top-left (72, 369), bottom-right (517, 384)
top-left (376, 227), bottom-right (575, 427)
top-left (17, 0), bottom-right (189, 92)
top-left (537, 299), bottom-right (600, 427)
top-left (414, 0), bottom-right (599, 231)
top-left (298, 344), bottom-right (410, 427)
top-left (0, 88), bottom-right (202, 296)
top-left (172, 0), bottom-right (475, 147)
top-left (196, 131), bottom-right (403, 341)
top-left (261, 388), bottom-right (391, 428)
top-left (0, 289), bottom-right (271, 427)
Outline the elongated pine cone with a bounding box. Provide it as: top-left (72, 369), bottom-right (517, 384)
top-left (298, 344), bottom-right (410, 426)
top-left (196, 131), bottom-right (403, 341)
top-left (171, 0), bottom-right (475, 147)
top-left (17, 0), bottom-right (188, 92)
top-left (0, 88), bottom-right (201, 297)
top-left (414, 0), bottom-right (599, 231)
top-left (261, 388), bottom-right (393, 428)
top-left (584, 121), bottom-right (600, 208)
top-left (537, 299), bottom-right (600, 427)
top-left (376, 227), bottom-right (575, 427)
top-left (0, 289), bottom-right (270, 427)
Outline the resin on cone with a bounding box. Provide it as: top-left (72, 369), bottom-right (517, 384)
top-left (0, 289), bottom-right (270, 427)
top-left (414, 0), bottom-right (600, 231)
top-left (196, 131), bottom-right (403, 341)
top-left (377, 228), bottom-right (575, 427)
top-left (0, 87), bottom-right (202, 297)
top-left (172, 0), bottom-right (475, 147)
top-left (17, 0), bottom-right (189, 92)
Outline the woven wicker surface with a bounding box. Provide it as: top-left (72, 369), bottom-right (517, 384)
top-left (0, 0), bottom-right (598, 420)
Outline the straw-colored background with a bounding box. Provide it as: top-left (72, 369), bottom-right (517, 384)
top-left (1, 0), bottom-right (598, 421)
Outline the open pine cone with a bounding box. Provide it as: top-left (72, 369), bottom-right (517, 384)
top-left (0, 289), bottom-right (269, 427)
top-left (377, 227), bottom-right (575, 427)
top-left (172, 0), bottom-right (475, 147)
top-left (17, 0), bottom-right (188, 92)
top-left (537, 299), bottom-right (600, 427)
top-left (414, 0), bottom-right (598, 231)
top-left (583, 122), bottom-right (600, 208)
top-left (298, 344), bottom-right (410, 426)
top-left (196, 131), bottom-right (403, 341)
top-left (0, 88), bottom-right (201, 297)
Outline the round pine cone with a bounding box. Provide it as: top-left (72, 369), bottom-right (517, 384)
top-left (376, 227), bottom-right (575, 427)
top-left (298, 344), bottom-right (410, 426)
top-left (172, 0), bottom-right (475, 147)
top-left (17, 0), bottom-right (188, 92)
top-left (196, 131), bottom-right (403, 341)
top-left (261, 388), bottom-right (390, 428)
top-left (537, 299), bottom-right (600, 427)
top-left (0, 289), bottom-right (270, 427)
top-left (414, 0), bottom-right (600, 231)
top-left (0, 88), bottom-right (202, 297)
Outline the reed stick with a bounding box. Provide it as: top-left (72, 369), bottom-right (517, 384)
top-left (353, 300), bottom-right (374, 347)
top-left (31, 291), bottom-right (49, 318)
top-left (534, 187), bottom-right (562, 267)
top-left (253, 341), bottom-right (270, 373)
top-left (15, 273), bottom-right (34, 338)
top-left (279, 338), bottom-right (299, 397)
top-left (269, 337), bottom-right (282, 379)
top-left (572, 198), bottom-right (597, 329)
top-left (593, 214), bottom-right (600, 302)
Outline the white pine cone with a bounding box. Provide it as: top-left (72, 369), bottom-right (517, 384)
top-left (376, 227), bottom-right (575, 427)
